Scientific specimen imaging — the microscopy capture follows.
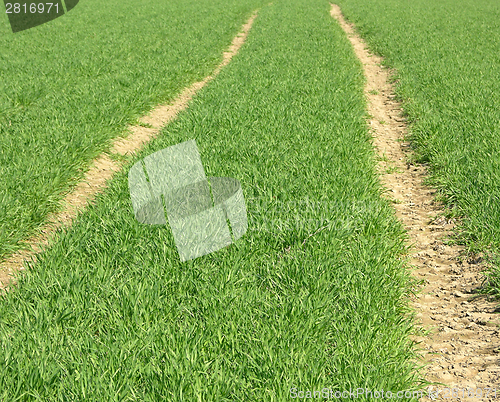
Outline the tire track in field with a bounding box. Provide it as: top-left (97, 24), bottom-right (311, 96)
top-left (0, 11), bottom-right (259, 292)
top-left (330, 4), bottom-right (500, 397)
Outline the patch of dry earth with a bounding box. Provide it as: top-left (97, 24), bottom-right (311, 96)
top-left (0, 11), bottom-right (259, 292)
top-left (331, 4), bottom-right (500, 398)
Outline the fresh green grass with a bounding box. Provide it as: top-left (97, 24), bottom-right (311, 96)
top-left (0, 0), bottom-right (267, 263)
top-left (337, 0), bottom-right (500, 297)
top-left (0, 0), bottom-right (425, 399)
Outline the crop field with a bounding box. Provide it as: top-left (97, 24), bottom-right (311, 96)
top-left (0, 0), bottom-right (267, 262)
top-left (0, 0), bottom-right (427, 399)
top-left (337, 0), bottom-right (500, 295)
top-left (3, 0), bottom-right (500, 399)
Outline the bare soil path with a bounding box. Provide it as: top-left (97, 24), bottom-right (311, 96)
top-left (0, 11), bottom-right (259, 292)
top-left (331, 4), bottom-right (500, 398)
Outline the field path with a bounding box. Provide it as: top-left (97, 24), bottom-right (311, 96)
top-left (331, 3), bottom-right (500, 397)
top-left (0, 11), bottom-right (259, 292)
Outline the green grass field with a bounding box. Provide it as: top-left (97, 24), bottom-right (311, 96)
top-left (0, 0), bottom-right (424, 399)
top-left (337, 0), bottom-right (500, 296)
top-left (0, 0), bottom-right (267, 262)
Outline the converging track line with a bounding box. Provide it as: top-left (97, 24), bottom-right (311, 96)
top-left (331, 3), bottom-right (499, 396)
top-left (0, 11), bottom-right (259, 292)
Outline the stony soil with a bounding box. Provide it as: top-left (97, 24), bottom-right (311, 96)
top-left (331, 3), bottom-right (500, 399)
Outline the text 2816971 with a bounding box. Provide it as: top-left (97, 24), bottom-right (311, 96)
top-left (5, 3), bottom-right (61, 14)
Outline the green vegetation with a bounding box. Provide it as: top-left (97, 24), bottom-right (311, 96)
top-left (0, 0), bottom-right (423, 399)
top-left (0, 0), bottom-right (266, 262)
top-left (337, 0), bottom-right (500, 296)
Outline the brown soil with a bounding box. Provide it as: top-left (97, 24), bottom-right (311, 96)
top-left (0, 12), bottom-right (259, 292)
top-left (331, 3), bottom-right (500, 398)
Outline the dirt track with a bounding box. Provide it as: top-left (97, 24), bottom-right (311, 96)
top-left (0, 12), bottom-right (259, 292)
top-left (330, 3), bottom-right (500, 398)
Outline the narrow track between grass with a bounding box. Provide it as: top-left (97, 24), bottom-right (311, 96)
top-left (0, 11), bottom-right (259, 292)
top-left (331, 3), bottom-right (500, 396)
